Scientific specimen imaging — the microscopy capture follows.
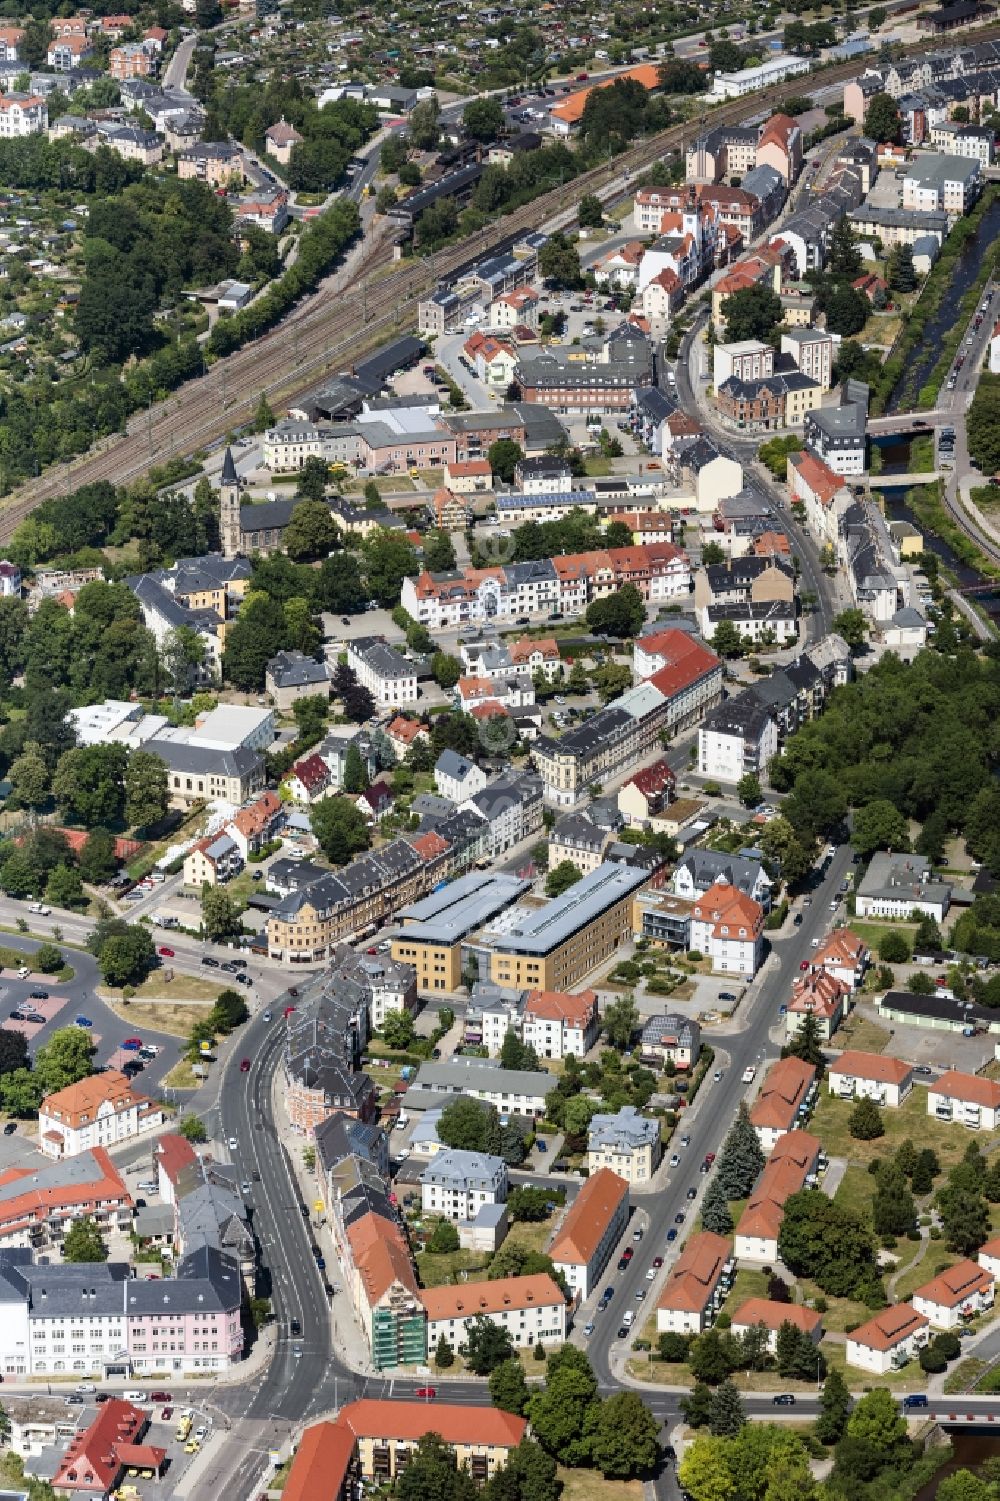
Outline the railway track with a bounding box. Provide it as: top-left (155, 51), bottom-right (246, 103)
top-left (4, 25), bottom-right (1000, 539)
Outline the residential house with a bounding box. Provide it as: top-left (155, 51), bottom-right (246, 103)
top-left (548, 812), bottom-right (609, 876)
top-left (689, 881), bottom-right (766, 976)
top-left (386, 716), bottom-right (429, 762)
top-left (0, 94), bottom-right (47, 136)
top-left (780, 329), bottom-right (834, 390)
top-left (182, 832), bottom-right (243, 888)
top-left (698, 693), bottom-right (780, 784)
top-left (548, 1167), bottom-right (629, 1300)
top-left (38, 1071), bottom-right (164, 1161)
top-left (587, 1105), bottom-right (661, 1185)
top-left (617, 758), bottom-right (676, 827)
top-left (337, 1400), bottom-right (526, 1481)
top-left (420, 1150), bottom-right (508, 1221)
top-left (828, 1050), bottom-right (913, 1107)
top-left (656, 1231), bottom-right (734, 1334)
top-left (750, 1058), bottom-right (818, 1151)
top-left (435, 749), bottom-right (488, 802)
top-left (734, 1130), bottom-right (821, 1263)
top-left (266, 650), bottom-right (331, 711)
top-left (284, 753), bottom-right (333, 805)
top-left (846, 1303), bottom-right (930, 1374)
top-left (265, 117), bottom-right (303, 164)
top-left (809, 928), bottom-right (870, 989)
top-left (785, 967), bottom-right (850, 1041)
top-left (521, 988), bottom-right (599, 1060)
top-left (927, 1071), bottom-right (1000, 1131)
top-left (421, 1273), bottom-right (565, 1351)
top-left (672, 851), bottom-right (771, 910)
top-left (731, 1298), bottom-right (823, 1352)
top-left (346, 637), bottom-right (417, 709)
top-left (638, 1013), bottom-right (701, 1070)
top-left (912, 1260), bottom-right (995, 1328)
top-left (786, 449), bottom-right (851, 546)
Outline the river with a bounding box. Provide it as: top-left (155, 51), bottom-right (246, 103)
top-left (887, 196), bottom-right (1000, 413)
top-left (913, 1434), bottom-right (1000, 1498)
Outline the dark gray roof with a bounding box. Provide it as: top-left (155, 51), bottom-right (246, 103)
top-left (221, 446), bottom-right (238, 485)
top-left (268, 650), bottom-right (330, 689)
top-left (145, 739), bottom-right (263, 780)
top-left (701, 689), bottom-right (776, 740)
top-left (238, 498), bottom-right (299, 534)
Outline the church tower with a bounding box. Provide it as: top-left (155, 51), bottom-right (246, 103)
top-left (220, 446), bottom-right (242, 560)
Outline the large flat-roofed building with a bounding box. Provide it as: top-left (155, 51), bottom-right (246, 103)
top-left (485, 863), bottom-right (650, 991)
top-left (391, 873), bottom-right (531, 993)
top-left (549, 1167), bottom-right (629, 1299)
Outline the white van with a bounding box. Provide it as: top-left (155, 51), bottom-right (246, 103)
top-left (622, 1310), bottom-right (635, 1328)
top-left (27, 903), bottom-right (51, 916)
top-left (122, 1390), bottom-right (147, 1403)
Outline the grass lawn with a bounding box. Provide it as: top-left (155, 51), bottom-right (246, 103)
top-left (719, 1265), bottom-right (768, 1317)
top-left (162, 1057), bottom-right (202, 1089)
top-left (416, 1213), bottom-right (562, 1288)
top-left (344, 474), bottom-right (415, 494)
top-left (557, 1468), bottom-right (644, 1501)
top-left (797, 1280), bottom-right (872, 1334)
top-left (0, 943), bottom-right (74, 982)
top-left (829, 1013), bottom-right (892, 1054)
top-left (809, 1089), bottom-right (972, 1175)
top-left (834, 1163), bottom-right (877, 1221)
top-left (945, 1356), bottom-right (987, 1394)
top-left (583, 456), bottom-right (612, 476)
top-left (822, 1339), bottom-right (927, 1393)
top-left (892, 1245), bottom-right (955, 1304)
top-left (849, 920), bottom-right (918, 959)
top-left (101, 998), bottom-right (215, 1037)
top-left (103, 972), bottom-right (224, 1003)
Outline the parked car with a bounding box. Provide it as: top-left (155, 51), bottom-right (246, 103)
top-left (772, 1394), bottom-right (796, 1406)
top-left (157, 946), bottom-right (175, 958)
top-left (415, 1387), bottom-right (437, 1400)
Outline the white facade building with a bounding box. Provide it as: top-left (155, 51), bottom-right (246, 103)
top-left (419, 1150), bottom-right (508, 1221)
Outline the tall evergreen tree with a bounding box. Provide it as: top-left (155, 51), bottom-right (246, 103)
top-left (708, 1380), bottom-right (746, 1437)
top-left (701, 1176), bottom-right (734, 1235)
top-left (715, 1102), bottom-right (766, 1198)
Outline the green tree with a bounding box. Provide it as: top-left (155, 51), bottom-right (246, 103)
top-left (864, 92), bottom-right (901, 144)
top-left (34, 1027), bottom-right (94, 1094)
top-left (689, 1328), bottom-right (739, 1385)
top-left (253, 391), bottom-right (275, 432)
top-left (463, 96), bottom-right (505, 142)
top-left (827, 217), bottom-right (862, 278)
top-left (51, 745), bottom-right (126, 828)
top-left (488, 439), bottom-right (524, 484)
top-left (211, 989), bottom-right (249, 1033)
top-left (715, 1102), bottom-right (766, 1199)
top-left (888, 243), bottom-right (917, 293)
top-left (0, 1067), bottom-right (43, 1117)
top-left (711, 619), bottom-right (746, 659)
top-left (825, 285), bottom-right (870, 337)
top-left (489, 1357), bottom-right (531, 1415)
top-left (720, 284), bottom-right (782, 342)
top-left (396, 1435), bottom-right (477, 1501)
top-left (779, 1189), bottom-right (881, 1301)
top-left (846, 1386), bottom-right (908, 1453)
top-left (832, 608), bottom-right (868, 651)
top-left (435, 1332), bottom-right (455, 1367)
top-left (589, 1391), bottom-right (660, 1479)
top-left (546, 860), bottom-right (583, 898)
top-left (62, 1215), bottom-right (107, 1263)
top-left (758, 816), bottom-right (814, 888)
top-left (125, 750), bottom-right (169, 832)
top-left (89, 918), bottom-right (155, 988)
top-left (538, 233), bottom-right (583, 289)
top-left (507, 1186), bottom-right (552, 1222)
top-left (382, 1009), bottom-right (416, 1050)
top-left (578, 194), bottom-right (604, 228)
top-left (432, 652), bottom-right (462, 690)
top-left (437, 1095), bottom-right (496, 1152)
top-left (363, 528), bottom-right (420, 607)
top-left (0, 1029), bottom-right (28, 1077)
top-left (701, 1176), bottom-right (734, 1235)
top-left (849, 1096), bottom-right (885, 1140)
top-left (295, 456), bottom-right (331, 501)
top-left (179, 1115), bottom-right (208, 1143)
top-left (783, 1010), bottom-right (827, 1076)
top-left (9, 741), bottom-right (49, 812)
top-left (526, 1346), bottom-right (599, 1466)
top-left (464, 1313), bottom-right (516, 1374)
top-left (736, 773), bottom-right (762, 808)
top-left (878, 929), bottom-right (910, 963)
top-left (678, 1435), bottom-right (735, 1501)
top-left (425, 530), bottom-right (458, 573)
top-left (200, 886), bottom-right (242, 942)
top-left (310, 797), bottom-right (371, 864)
top-left (586, 584), bottom-right (645, 639)
top-left (708, 1380), bottom-right (746, 1437)
top-left (428, 1218), bottom-right (460, 1253)
top-left (817, 1366), bottom-right (851, 1445)
top-left (603, 994), bottom-right (639, 1050)
top-left (343, 743), bottom-right (369, 795)
top-left (44, 864), bottom-right (86, 912)
top-left (33, 943), bottom-right (64, 974)
top-left (285, 500), bottom-right (338, 563)
top-left (852, 799), bottom-right (910, 861)
top-left (939, 1187), bottom-right (991, 1255)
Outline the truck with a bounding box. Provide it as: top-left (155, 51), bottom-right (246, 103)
top-left (176, 1414), bottom-right (193, 1442)
top-left (27, 902), bottom-right (51, 916)
top-left (742, 1066), bottom-right (756, 1084)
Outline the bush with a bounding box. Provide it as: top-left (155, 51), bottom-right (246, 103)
top-left (919, 1344), bottom-right (947, 1373)
top-left (34, 943), bottom-right (64, 974)
top-left (427, 1219), bottom-right (460, 1253)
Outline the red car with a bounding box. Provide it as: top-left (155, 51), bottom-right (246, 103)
top-left (122, 1037), bottom-right (142, 1050)
top-left (799, 960), bottom-right (810, 971)
top-left (150, 1391), bottom-right (172, 1403)
top-left (240, 1058), bottom-right (251, 1073)
top-left (284, 1005), bottom-right (296, 1018)
top-left (622, 1246), bottom-right (634, 1262)
top-left (157, 946), bottom-right (175, 958)
top-left (704, 1152), bottom-right (716, 1165)
top-left (161, 1406), bottom-right (173, 1421)
top-left (415, 1387), bottom-right (437, 1400)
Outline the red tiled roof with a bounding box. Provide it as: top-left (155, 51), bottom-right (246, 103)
top-left (411, 830), bottom-right (449, 860)
top-left (421, 1272), bottom-right (564, 1321)
top-left (732, 1297), bottom-right (821, 1335)
top-left (849, 1302), bottom-right (929, 1351)
top-left (788, 448), bottom-right (842, 507)
top-left (932, 1071), bottom-right (1000, 1109)
top-left (283, 1421), bottom-right (356, 1501)
top-left (643, 630), bottom-right (721, 697)
top-left (549, 1168), bottom-right (628, 1266)
top-left (624, 756), bottom-right (676, 799)
top-left (339, 1399), bottom-right (526, 1449)
top-left (290, 753), bottom-right (329, 793)
top-left (750, 1057), bottom-right (816, 1132)
top-left (914, 1259), bottom-right (993, 1309)
top-left (51, 1400), bottom-right (145, 1492)
top-left (831, 1050), bottom-right (912, 1086)
top-left (154, 1132), bottom-right (197, 1185)
top-left (524, 988), bottom-right (597, 1028)
top-left (657, 1230), bottom-right (730, 1313)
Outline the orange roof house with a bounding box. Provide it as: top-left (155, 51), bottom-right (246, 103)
top-left (750, 1057), bottom-right (817, 1142)
top-left (734, 1130), bottom-right (820, 1255)
top-left (282, 1421), bottom-right (357, 1501)
top-left (549, 62), bottom-right (663, 127)
top-left (549, 1168), bottom-right (628, 1296)
top-left (656, 1230), bottom-right (731, 1331)
top-left (339, 1398), bottom-right (526, 1452)
top-left (51, 1400), bottom-right (154, 1494)
top-left (420, 1272), bottom-right (565, 1324)
top-left (732, 1297), bottom-right (822, 1338)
